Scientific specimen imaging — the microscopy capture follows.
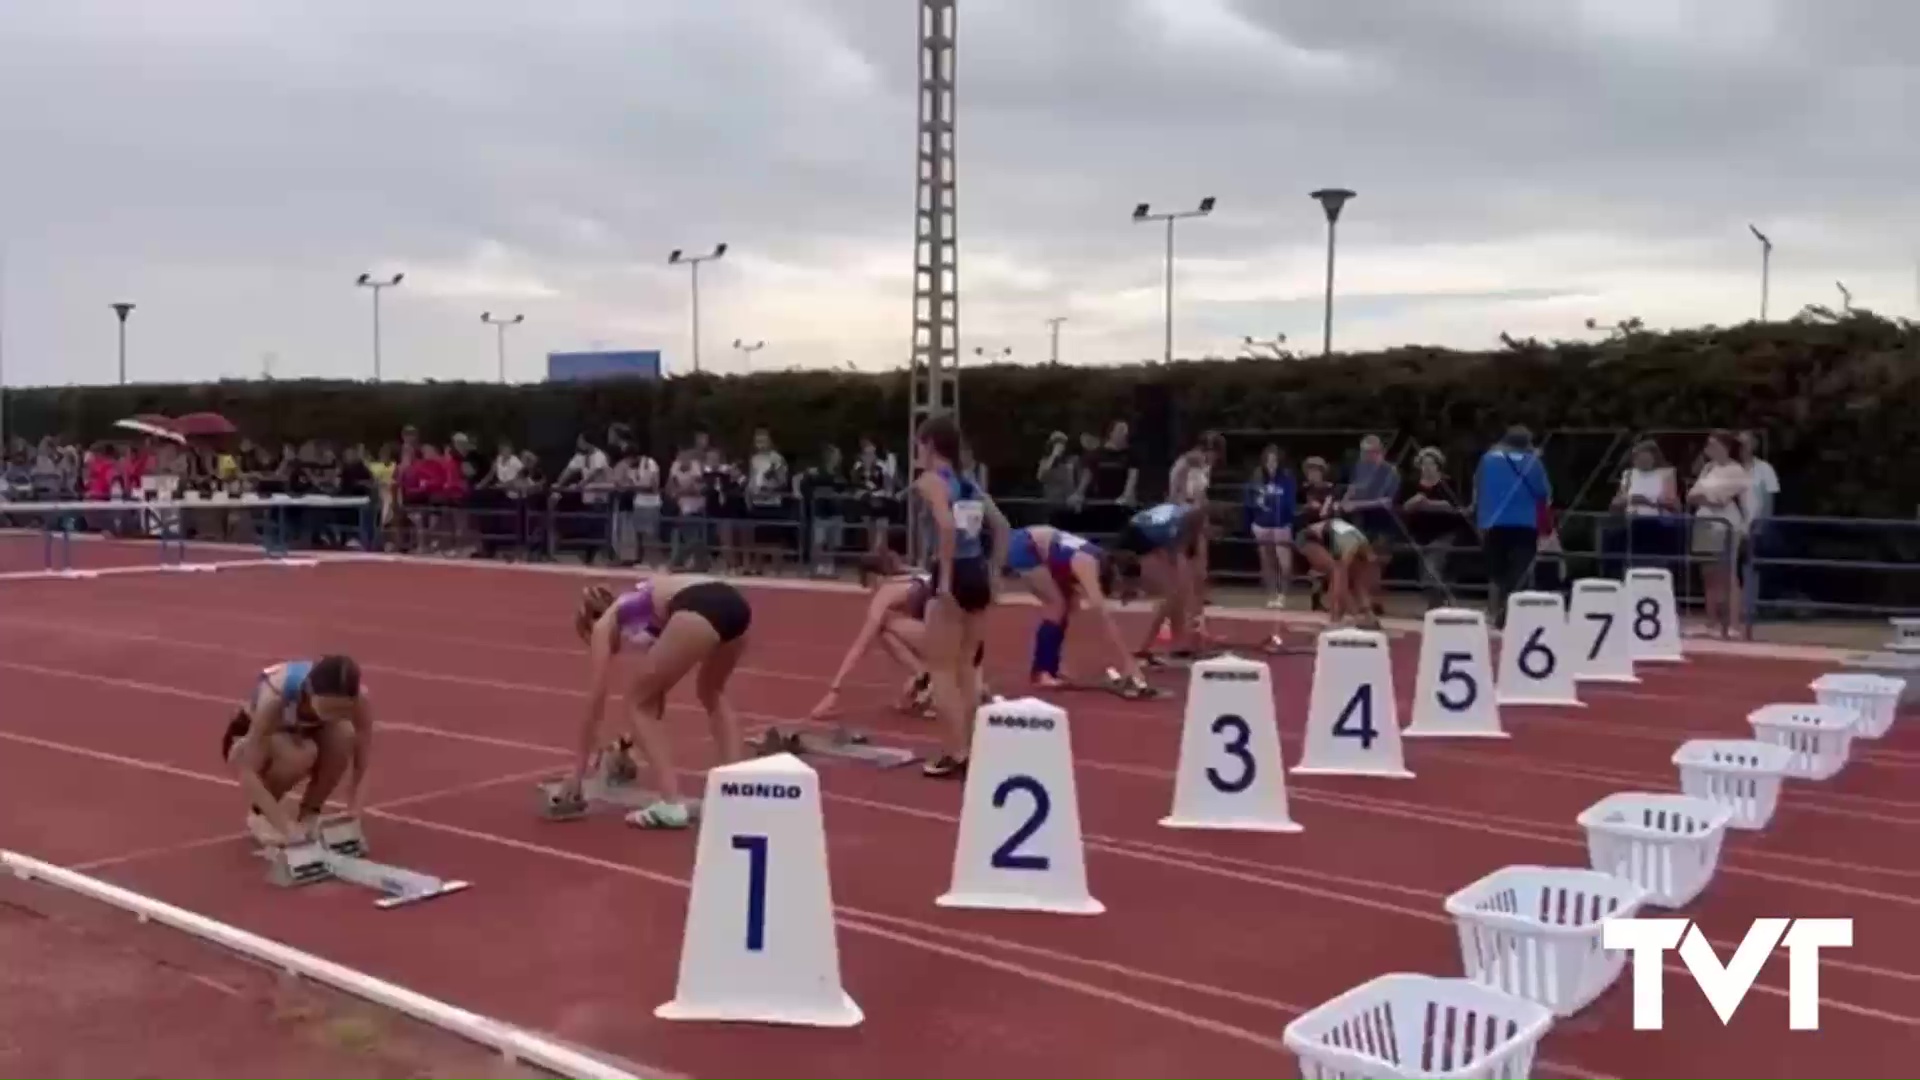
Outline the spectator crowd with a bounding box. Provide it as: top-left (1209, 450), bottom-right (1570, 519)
top-left (4, 416), bottom-right (1781, 638)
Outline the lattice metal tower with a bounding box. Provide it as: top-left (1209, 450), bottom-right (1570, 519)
top-left (906, 0), bottom-right (958, 563)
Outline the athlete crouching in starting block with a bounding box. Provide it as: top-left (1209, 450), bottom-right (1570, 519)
top-left (1112, 502), bottom-right (1208, 668)
top-left (807, 550), bottom-right (985, 723)
top-left (223, 655), bottom-right (373, 848)
top-left (1297, 518), bottom-right (1382, 630)
top-left (559, 576), bottom-right (753, 830)
top-left (1004, 525), bottom-right (1153, 698)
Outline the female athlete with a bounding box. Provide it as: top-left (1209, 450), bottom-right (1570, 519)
top-left (1113, 502), bottom-right (1207, 661)
top-left (914, 414), bottom-right (1009, 778)
top-left (223, 655), bottom-right (373, 847)
top-left (1297, 517), bottom-right (1381, 628)
top-left (563, 575), bottom-right (753, 829)
top-left (1004, 525), bottom-right (1150, 696)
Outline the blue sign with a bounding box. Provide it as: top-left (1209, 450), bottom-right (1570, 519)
top-left (545, 350), bottom-right (663, 383)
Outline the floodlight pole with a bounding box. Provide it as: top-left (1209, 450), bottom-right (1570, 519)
top-left (111, 302), bottom-right (135, 385)
top-left (669, 244), bottom-right (728, 374)
top-left (1132, 198), bottom-right (1216, 364)
top-left (355, 272), bottom-right (404, 382)
top-left (1751, 220), bottom-right (1774, 317)
top-left (481, 312), bottom-right (524, 384)
top-left (1311, 189), bottom-right (1356, 358)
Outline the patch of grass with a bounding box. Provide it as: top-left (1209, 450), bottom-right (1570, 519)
top-left (318, 1011), bottom-right (386, 1055)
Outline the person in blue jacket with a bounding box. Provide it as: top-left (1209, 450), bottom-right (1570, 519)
top-left (1244, 444), bottom-right (1297, 609)
top-left (1474, 425), bottom-right (1552, 627)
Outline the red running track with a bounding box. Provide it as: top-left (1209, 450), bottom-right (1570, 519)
top-left (0, 560), bottom-right (1915, 1078)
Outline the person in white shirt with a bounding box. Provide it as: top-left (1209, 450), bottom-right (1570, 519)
top-left (1608, 439), bottom-right (1681, 571)
top-left (744, 428), bottom-right (791, 575)
top-left (1736, 429), bottom-right (1781, 623)
top-left (667, 447), bottom-right (708, 570)
top-left (1737, 431), bottom-right (1780, 523)
top-left (555, 435), bottom-right (612, 561)
top-left (1687, 431), bottom-right (1751, 637)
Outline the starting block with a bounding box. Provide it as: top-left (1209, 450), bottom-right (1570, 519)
top-left (750, 726), bottom-right (919, 768)
top-left (537, 749), bottom-right (704, 821)
top-left (1050, 669), bottom-right (1163, 700)
top-left (261, 816), bottom-right (469, 909)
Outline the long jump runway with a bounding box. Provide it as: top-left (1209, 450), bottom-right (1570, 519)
top-left (0, 559), bottom-right (1915, 1077)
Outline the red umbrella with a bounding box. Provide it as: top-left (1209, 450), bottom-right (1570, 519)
top-left (173, 411), bottom-right (239, 438)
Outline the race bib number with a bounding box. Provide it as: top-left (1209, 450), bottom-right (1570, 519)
top-left (953, 499), bottom-right (985, 534)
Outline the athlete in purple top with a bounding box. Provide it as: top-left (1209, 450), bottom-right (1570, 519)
top-left (558, 574), bottom-right (755, 830)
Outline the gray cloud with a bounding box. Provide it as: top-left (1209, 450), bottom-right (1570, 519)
top-left (0, 0), bottom-right (1913, 388)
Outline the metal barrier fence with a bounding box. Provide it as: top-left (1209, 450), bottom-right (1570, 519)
top-left (9, 486), bottom-right (1913, 636)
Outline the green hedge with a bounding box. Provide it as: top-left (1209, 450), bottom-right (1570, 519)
top-left (7, 311), bottom-right (1916, 517)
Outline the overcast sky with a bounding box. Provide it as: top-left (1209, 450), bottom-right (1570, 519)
top-left (0, 0), bottom-right (1914, 387)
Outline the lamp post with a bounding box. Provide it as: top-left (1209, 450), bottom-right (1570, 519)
top-left (1131, 197), bottom-right (1216, 364)
top-left (1310, 188), bottom-right (1355, 357)
top-left (481, 312), bottom-right (524, 384)
top-left (668, 244), bottom-right (728, 374)
top-left (732, 338), bottom-right (765, 374)
top-left (1836, 280), bottom-right (1852, 314)
top-left (1748, 224), bottom-right (1773, 322)
top-left (110, 302), bottom-right (135, 385)
top-left (355, 272), bottom-right (403, 381)
top-left (1045, 316), bottom-right (1067, 364)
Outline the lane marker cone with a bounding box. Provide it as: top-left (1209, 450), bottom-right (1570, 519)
top-left (656, 753), bottom-right (862, 1027)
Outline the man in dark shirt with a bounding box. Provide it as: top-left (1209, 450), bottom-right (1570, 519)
top-left (1071, 420), bottom-right (1140, 537)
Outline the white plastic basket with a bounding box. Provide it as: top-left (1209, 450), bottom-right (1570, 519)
top-left (1840, 652), bottom-right (1920, 705)
top-left (1282, 973), bottom-right (1553, 1080)
top-left (1747, 703), bottom-right (1858, 780)
top-left (1671, 739), bottom-right (1794, 830)
top-left (1444, 865), bottom-right (1647, 1017)
top-left (1811, 673), bottom-right (1905, 739)
top-left (1577, 792), bottom-right (1730, 908)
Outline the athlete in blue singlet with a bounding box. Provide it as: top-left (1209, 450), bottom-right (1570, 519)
top-left (1113, 501), bottom-right (1208, 661)
top-left (222, 655), bottom-right (373, 847)
top-left (1005, 525), bottom-right (1150, 696)
top-left (913, 415), bottom-right (1010, 778)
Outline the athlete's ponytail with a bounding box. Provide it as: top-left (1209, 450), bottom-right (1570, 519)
top-left (576, 585), bottom-right (616, 640)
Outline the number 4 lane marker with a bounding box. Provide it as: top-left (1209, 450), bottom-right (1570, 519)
top-left (938, 698), bottom-right (1104, 915)
top-left (1292, 628), bottom-right (1415, 778)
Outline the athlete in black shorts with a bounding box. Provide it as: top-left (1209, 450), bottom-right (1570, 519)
top-left (565, 574), bottom-right (753, 829)
top-left (912, 416), bottom-right (1010, 778)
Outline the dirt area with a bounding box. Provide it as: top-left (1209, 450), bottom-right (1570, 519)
top-left (0, 874), bottom-right (556, 1079)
